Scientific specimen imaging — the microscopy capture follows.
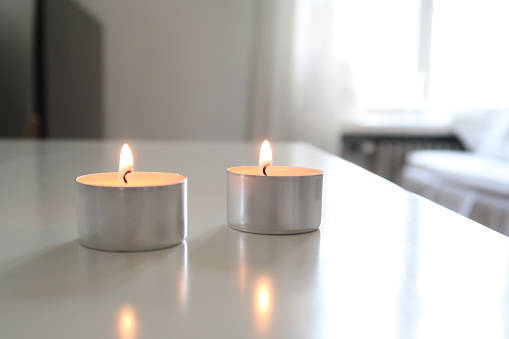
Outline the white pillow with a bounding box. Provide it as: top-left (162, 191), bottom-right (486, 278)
top-left (452, 109), bottom-right (509, 160)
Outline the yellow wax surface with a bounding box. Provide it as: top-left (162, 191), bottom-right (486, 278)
top-left (228, 166), bottom-right (322, 177)
top-left (76, 172), bottom-right (186, 187)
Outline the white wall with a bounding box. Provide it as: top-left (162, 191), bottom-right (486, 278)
top-left (75, 0), bottom-right (254, 141)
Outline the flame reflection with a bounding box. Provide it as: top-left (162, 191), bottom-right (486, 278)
top-left (118, 305), bottom-right (137, 339)
top-left (254, 276), bottom-right (273, 334)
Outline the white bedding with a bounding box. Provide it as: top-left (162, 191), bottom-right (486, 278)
top-left (402, 152), bottom-right (509, 236)
top-left (405, 150), bottom-right (509, 197)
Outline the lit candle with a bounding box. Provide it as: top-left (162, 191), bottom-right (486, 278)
top-left (227, 140), bottom-right (323, 234)
top-left (76, 144), bottom-right (187, 252)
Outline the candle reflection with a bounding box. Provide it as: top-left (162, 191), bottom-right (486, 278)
top-left (178, 241), bottom-right (189, 308)
top-left (238, 234), bottom-right (247, 293)
top-left (118, 305), bottom-right (137, 339)
top-left (254, 276), bottom-right (273, 334)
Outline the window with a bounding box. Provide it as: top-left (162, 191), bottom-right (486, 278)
top-left (333, 0), bottom-right (509, 114)
top-left (429, 0), bottom-right (509, 110)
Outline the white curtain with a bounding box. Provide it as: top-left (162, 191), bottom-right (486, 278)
top-left (246, 0), bottom-right (359, 154)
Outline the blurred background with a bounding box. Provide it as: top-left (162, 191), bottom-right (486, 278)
top-left (1, 0), bottom-right (508, 169)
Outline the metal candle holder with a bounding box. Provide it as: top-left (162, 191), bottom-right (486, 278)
top-left (227, 166), bottom-right (323, 235)
top-left (76, 172), bottom-right (187, 252)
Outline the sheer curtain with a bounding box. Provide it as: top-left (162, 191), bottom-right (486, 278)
top-left (246, 0), bottom-right (359, 154)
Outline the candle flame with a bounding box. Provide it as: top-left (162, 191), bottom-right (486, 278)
top-left (119, 144), bottom-right (134, 181)
top-left (259, 140), bottom-right (272, 175)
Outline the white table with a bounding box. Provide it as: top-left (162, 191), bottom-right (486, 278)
top-left (1, 140), bottom-right (508, 339)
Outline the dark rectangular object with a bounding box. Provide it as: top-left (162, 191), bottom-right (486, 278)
top-left (37, 0), bottom-right (102, 138)
top-left (342, 134), bottom-right (464, 183)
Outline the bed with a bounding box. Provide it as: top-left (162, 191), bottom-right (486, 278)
top-left (401, 110), bottom-right (509, 236)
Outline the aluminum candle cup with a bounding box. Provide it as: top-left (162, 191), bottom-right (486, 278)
top-left (76, 172), bottom-right (187, 252)
top-left (227, 166), bottom-right (323, 234)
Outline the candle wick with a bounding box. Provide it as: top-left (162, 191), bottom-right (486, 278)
top-left (123, 169), bottom-right (132, 184)
top-left (262, 164), bottom-right (270, 176)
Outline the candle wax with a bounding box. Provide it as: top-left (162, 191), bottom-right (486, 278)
top-left (228, 166), bottom-right (322, 177)
top-left (76, 172), bottom-right (186, 187)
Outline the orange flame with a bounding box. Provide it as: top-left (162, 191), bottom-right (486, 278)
top-left (259, 140), bottom-right (272, 174)
top-left (119, 144), bottom-right (134, 181)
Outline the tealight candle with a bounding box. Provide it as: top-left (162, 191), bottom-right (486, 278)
top-left (227, 140), bottom-right (323, 234)
top-left (76, 144), bottom-right (187, 252)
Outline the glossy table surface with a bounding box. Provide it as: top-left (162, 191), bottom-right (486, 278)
top-left (1, 140), bottom-right (509, 339)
